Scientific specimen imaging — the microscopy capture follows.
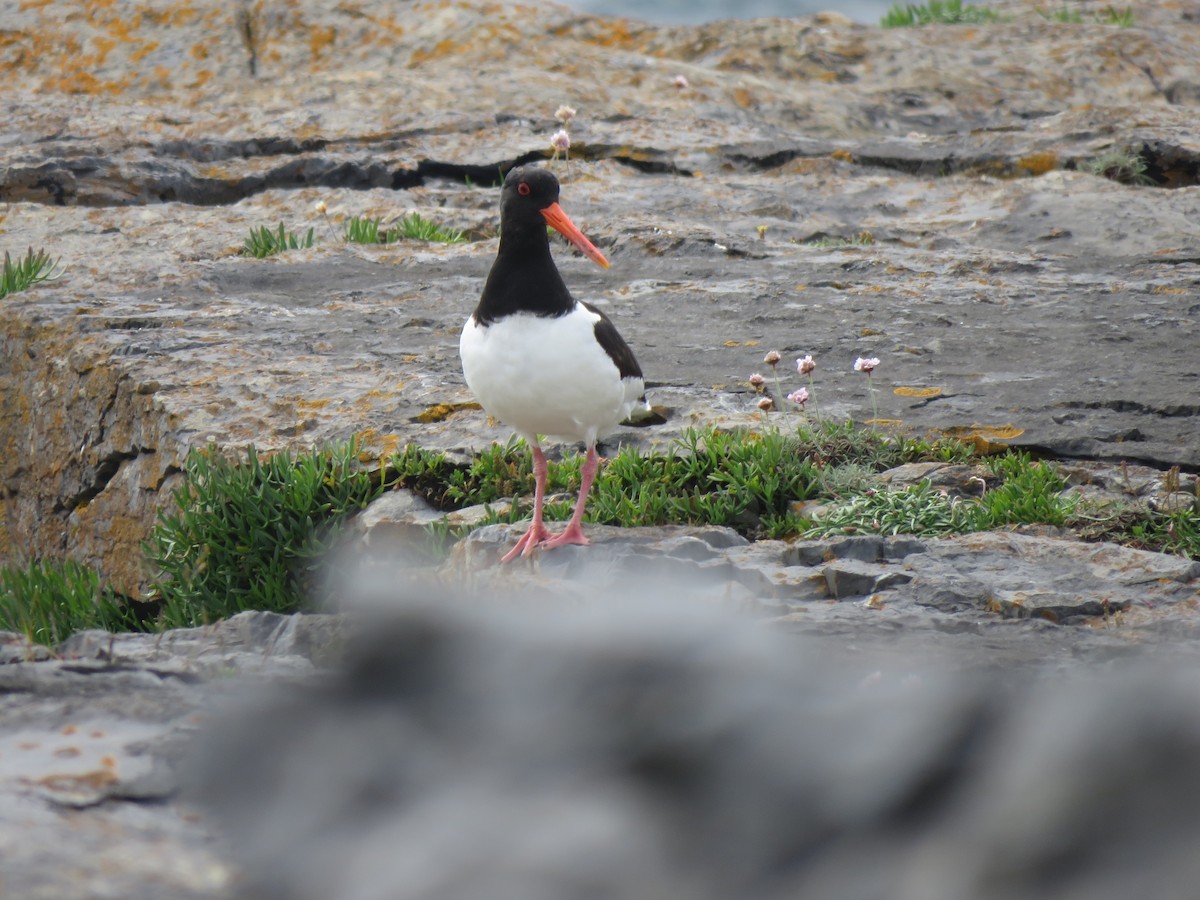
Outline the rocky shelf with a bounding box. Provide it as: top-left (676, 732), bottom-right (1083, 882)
top-left (2, 0), bottom-right (1200, 894)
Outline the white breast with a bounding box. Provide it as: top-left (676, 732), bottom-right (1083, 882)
top-left (460, 306), bottom-right (643, 445)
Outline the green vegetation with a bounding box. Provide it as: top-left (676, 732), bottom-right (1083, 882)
top-left (1081, 147), bottom-right (1155, 186)
top-left (1038, 5), bottom-right (1134, 25)
top-left (1098, 6), bottom-right (1135, 26)
top-left (807, 453), bottom-right (1074, 537)
top-left (143, 442), bottom-right (382, 628)
top-left (0, 248), bottom-right (62, 299)
top-left (881, 0), bottom-right (1005, 27)
top-left (345, 213), bottom-right (467, 245)
top-left (242, 223), bottom-right (316, 258)
top-left (1124, 506), bottom-right (1200, 558)
top-left (803, 231), bottom-right (876, 249)
top-left (391, 212), bottom-right (467, 244)
top-left (0, 559), bottom-right (139, 646)
top-left (344, 215), bottom-right (390, 245)
top-left (5, 423), bottom-right (1196, 644)
top-left (394, 423), bottom-right (973, 544)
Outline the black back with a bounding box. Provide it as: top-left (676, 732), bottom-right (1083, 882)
top-left (585, 301), bottom-right (644, 382)
top-left (472, 166), bottom-right (575, 326)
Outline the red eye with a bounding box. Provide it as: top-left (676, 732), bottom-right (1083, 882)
top-left (517, 182), bottom-right (531, 196)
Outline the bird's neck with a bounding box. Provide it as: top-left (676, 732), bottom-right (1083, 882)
top-left (474, 229), bottom-right (576, 325)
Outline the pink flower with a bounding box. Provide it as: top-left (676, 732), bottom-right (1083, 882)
top-left (854, 356), bottom-right (880, 374)
top-left (797, 354), bottom-right (816, 375)
top-left (763, 349), bottom-right (781, 366)
top-left (756, 397), bottom-right (774, 412)
top-left (673, 74), bottom-right (689, 89)
top-left (550, 129), bottom-right (571, 153)
top-left (787, 387), bottom-right (810, 408)
top-left (554, 105), bottom-right (576, 124)
top-left (748, 373), bottom-right (766, 389)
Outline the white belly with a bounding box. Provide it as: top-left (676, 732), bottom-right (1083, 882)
top-left (460, 308), bottom-right (641, 445)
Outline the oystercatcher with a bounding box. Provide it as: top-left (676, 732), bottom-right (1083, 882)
top-left (460, 165), bottom-right (644, 562)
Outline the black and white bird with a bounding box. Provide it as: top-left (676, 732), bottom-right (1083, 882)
top-left (460, 165), bottom-right (645, 562)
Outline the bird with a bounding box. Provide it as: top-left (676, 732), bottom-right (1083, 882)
top-left (460, 165), bottom-right (645, 563)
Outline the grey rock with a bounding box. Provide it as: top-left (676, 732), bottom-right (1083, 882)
top-left (824, 558), bottom-right (914, 599)
top-left (188, 592), bottom-right (1200, 900)
top-left (444, 523), bottom-right (1200, 632)
top-left (1, 0), bottom-right (1198, 595)
top-left (877, 461), bottom-right (991, 497)
top-left (0, 531), bottom-right (1196, 898)
top-left (0, 611), bottom-right (351, 900)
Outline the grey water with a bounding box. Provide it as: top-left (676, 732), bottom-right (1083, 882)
top-left (560, 0), bottom-right (900, 24)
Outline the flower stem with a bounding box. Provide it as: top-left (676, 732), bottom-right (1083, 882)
top-left (770, 369), bottom-right (793, 427)
top-left (319, 211), bottom-right (340, 244)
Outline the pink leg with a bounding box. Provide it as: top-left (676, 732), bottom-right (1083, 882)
top-left (501, 443), bottom-right (552, 563)
top-left (540, 444), bottom-right (599, 551)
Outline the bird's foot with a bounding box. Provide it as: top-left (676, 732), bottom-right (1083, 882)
top-left (501, 521), bottom-right (553, 563)
top-left (538, 521), bottom-right (591, 551)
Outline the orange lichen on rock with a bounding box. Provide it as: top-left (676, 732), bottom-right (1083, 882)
top-left (1016, 151), bottom-right (1058, 176)
top-left (732, 88), bottom-right (756, 108)
top-left (409, 38), bottom-right (461, 66)
top-left (355, 429), bottom-right (404, 462)
top-left (938, 424), bottom-right (1026, 454)
top-left (309, 24), bottom-right (336, 61)
top-left (415, 401), bottom-right (481, 423)
top-left (129, 40), bottom-right (160, 63)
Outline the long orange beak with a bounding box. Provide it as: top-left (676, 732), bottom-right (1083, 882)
top-left (540, 202), bottom-right (610, 269)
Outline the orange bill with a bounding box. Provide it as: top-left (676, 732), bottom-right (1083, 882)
top-left (540, 201), bottom-right (610, 269)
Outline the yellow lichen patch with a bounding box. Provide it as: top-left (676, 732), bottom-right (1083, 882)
top-left (722, 340), bottom-right (760, 347)
top-left (43, 69), bottom-right (127, 95)
top-left (830, 148), bottom-right (854, 163)
top-left (90, 35), bottom-right (118, 64)
top-left (296, 397), bottom-right (332, 413)
top-left (150, 64), bottom-right (173, 89)
top-left (1152, 286), bottom-right (1187, 294)
top-left (893, 386), bottom-right (943, 398)
top-left (309, 25), bottom-right (336, 60)
top-left (355, 429), bottom-right (404, 462)
top-left (1016, 151), bottom-right (1058, 176)
top-left (409, 38), bottom-right (461, 66)
top-left (352, 11), bottom-right (405, 39)
top-left (938, 424), bottom-right (1025, 454)
top-left (129, 40), bottom-right (159, 63)
top-left (416, 401), bottom-right (481, 424)
top-left (144, 3), bottom-right (200, 27)
top-left (779, 158), bottom-right (832, 177)
top-left (732, 88), bottom-right (756, 108)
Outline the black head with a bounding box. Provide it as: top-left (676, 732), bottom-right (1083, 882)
top-left (497, 165), bottom-right (609, 269)
top-left (473, 166), bottom-right (609, 323)
top-left (500, 165), bottom-right (561, 228)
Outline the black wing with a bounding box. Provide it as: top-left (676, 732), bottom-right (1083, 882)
top-left (583, 301), bottom-right (643, 382)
